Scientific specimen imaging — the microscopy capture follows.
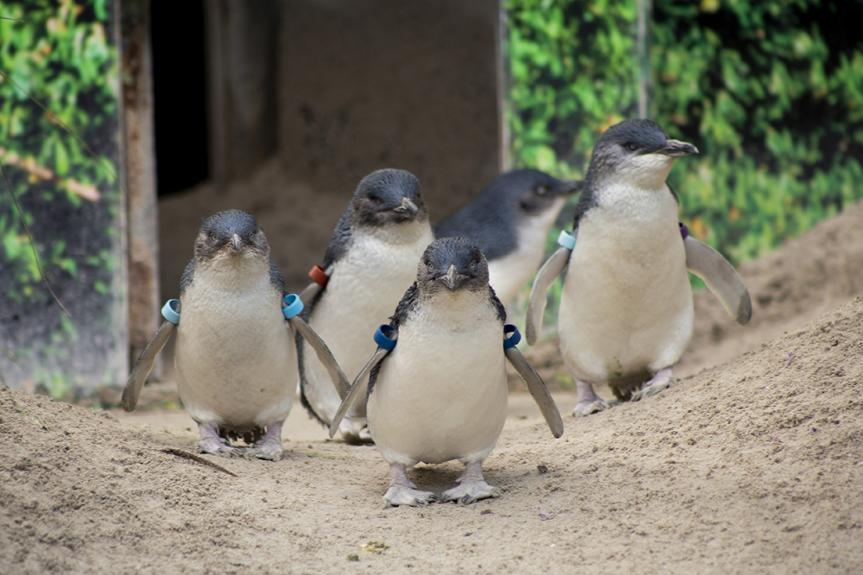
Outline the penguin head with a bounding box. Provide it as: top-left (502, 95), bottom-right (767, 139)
top-left (417, 237), bottom-right (489, 294)
top-left (491, 169), bottom-right (582, 218)
top-left (194, 210), bottom-right (269, 262)
top-left (586, 119), bottom-right (698, 189)
top-left (350, 168), bottom-right (428, 228)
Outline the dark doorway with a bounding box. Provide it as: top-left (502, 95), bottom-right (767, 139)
top-left (150, 0), bottom-right (209, 196)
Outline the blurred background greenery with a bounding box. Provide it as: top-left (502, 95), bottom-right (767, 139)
top-left (506, 0), bottom-right (863, 264)
top-left (0, 0), bottom-right (121, 397)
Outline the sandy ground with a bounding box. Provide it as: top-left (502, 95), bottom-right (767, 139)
top-left (1, 203), bottom-right (862, 573)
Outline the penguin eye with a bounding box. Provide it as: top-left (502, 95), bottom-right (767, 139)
top-left (624, 142), bottom-right (638, 152)
top-left (366, 193), bottom-right (383, 204)
top-left (535, 185), bottom-right (548, 196)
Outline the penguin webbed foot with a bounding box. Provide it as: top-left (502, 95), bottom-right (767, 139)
top-left (572, 380), bottom-right (610, 417)
top-left (197, 436), bottom-right (243, 458)
top-left (243, 421), bottom-right (285, 461)
top-left (384, 463), bottom-right (437, 507)
top-left (630, 367), bottom-right (674, 402)
top-left (384, 485), bottom-right (438, 507)
top-left (441, 461), bottom-right (499, 505)
top-left (441, 481), bottom-right (500, 505)
top-left (572, 399), bottom-right (610, 417)
top-left (244, 442), bottom-right (283, 461)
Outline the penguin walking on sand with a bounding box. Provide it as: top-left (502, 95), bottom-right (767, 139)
top-left (435, 169), bottom-right (582, 304)
top-left (298, 169), bottom-right (434, 443)
top-left (122, 210), bottom-right (348, 460)
top-left (330, 238), bottom-right (563, 506)
top-left (527, 119), bottom-right (751, 416)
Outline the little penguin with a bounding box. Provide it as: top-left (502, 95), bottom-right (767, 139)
top-left (329, 238), bottom-right (563, 507)
top-left (526, 119), bottom-right (752, 416)
top-left (121, 210), bottom-right (348, 460)
top-left (299, 168), bottom-right (434, 443)
top-left (435, 169), bottom-right (582, 304)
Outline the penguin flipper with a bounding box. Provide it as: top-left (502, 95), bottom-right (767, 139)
top-left (526, 247), bottom-right (571, 344)
top-left (328, 347), bottom-right (390, 438)
top-left (298, 281), bottom-right (322, 305)
top-left (288, 316), bottom-right (351, 399)
top-left (121, 321), bottom-right (176, 412)
top-left (505, 347), bottom-right (564, 438)
top-left (684, 236), bottom-right (752, 325)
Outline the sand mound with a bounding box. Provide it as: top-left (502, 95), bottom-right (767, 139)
top-left (680, 200), bottom-right (863, 376)
top-left (2, 295), bottom-right (861, 573)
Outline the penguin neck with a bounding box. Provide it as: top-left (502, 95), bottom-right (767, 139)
top-left (416, 287), bottom-right (497, 328)
top-left (518, 196), bottom-right (567, 242)
top-left (591, 175), bottom-right (675, 224)
top-left (357, 219), bottom-right (432, 246)
top-left (193, 255), bottom-right (272, 293)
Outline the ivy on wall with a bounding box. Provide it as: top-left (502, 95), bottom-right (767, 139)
top-left (506, 0), bottom-right (639, 178)
top-left (0, 0), bottom-right (121, 397)
top-left (506, 0), bottom-right (863, 263)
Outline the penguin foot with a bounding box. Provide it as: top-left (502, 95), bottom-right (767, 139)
top-left (572, 399), bottom-right (609, 417)
top-left (572, 380), bottom-right (609, 417)
top-left (383, 485), bottom-right (438, 507)
top-left (384, 462), bottom-right (436, 507)
top-left (630, 367), bottom-right (674, 402)
top-left (197, 436), bottom-right (242, 457)
top-left (245, 421), bottom-right (284, 460)
top-left (197, 422), bottom-right (242, 457)
top-left (441, 460), bottom-right (498, 504)
top-left (441, 481), bottom-right (500, 505)
top-left (245, 441), bottom-right (283, 461)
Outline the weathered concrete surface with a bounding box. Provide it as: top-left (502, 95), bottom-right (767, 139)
top-left (277, 0), bottom-right (504, 219)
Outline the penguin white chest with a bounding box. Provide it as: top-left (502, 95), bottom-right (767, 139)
top-left (558, 186), bottom-right (693, 382)
top-left (302, 226), bottom-right (434, 422)
top-left (368, 297), bottom-right (508, 466)
top-left (175, 267), bottom-right (294, 427)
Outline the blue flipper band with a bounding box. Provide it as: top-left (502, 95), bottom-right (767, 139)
top-left (558, 230), bottom-right (576, 250)
top-left (374, 325), bottom-right (397, 351)
top-left (282, 293), bottom-right (305, 319)
top-left (503, 324), bottom-right (521, 349)
top-left (161, 299), bottom-right (180, 325)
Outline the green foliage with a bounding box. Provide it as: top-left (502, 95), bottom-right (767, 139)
top-left (506, 0), bottom-right (639, 177)
top-left (1, 0), bottom-right (117, 286)
top-left (0, 0), bottom-right (119, 396)
top-left (506, 0), bottom-right (863, 264)
top-left (652, 0), bottom-right (863, 262)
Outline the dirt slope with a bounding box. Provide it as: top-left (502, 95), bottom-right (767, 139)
top-left (1, 296), bottom-right (861, 574)
top-left (680, 200), bottom-right (863, 376)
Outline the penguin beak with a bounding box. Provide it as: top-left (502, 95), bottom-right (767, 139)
top-left (442, 264), bottom-right (459, 291)
top-left (660, 139), bottom-right (699, 157)
top-left (554, 180), bottom-right (584, 196)
top-left (392, 197), bottom-right (419, 217)
top-left (230, 233), bottom-right (243, 252)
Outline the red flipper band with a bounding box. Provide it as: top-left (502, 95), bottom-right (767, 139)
top-left (309, 265), bottom-right (329, 287)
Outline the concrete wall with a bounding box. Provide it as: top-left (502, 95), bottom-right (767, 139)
top-left (276, 0), bottom-right (504, 220)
